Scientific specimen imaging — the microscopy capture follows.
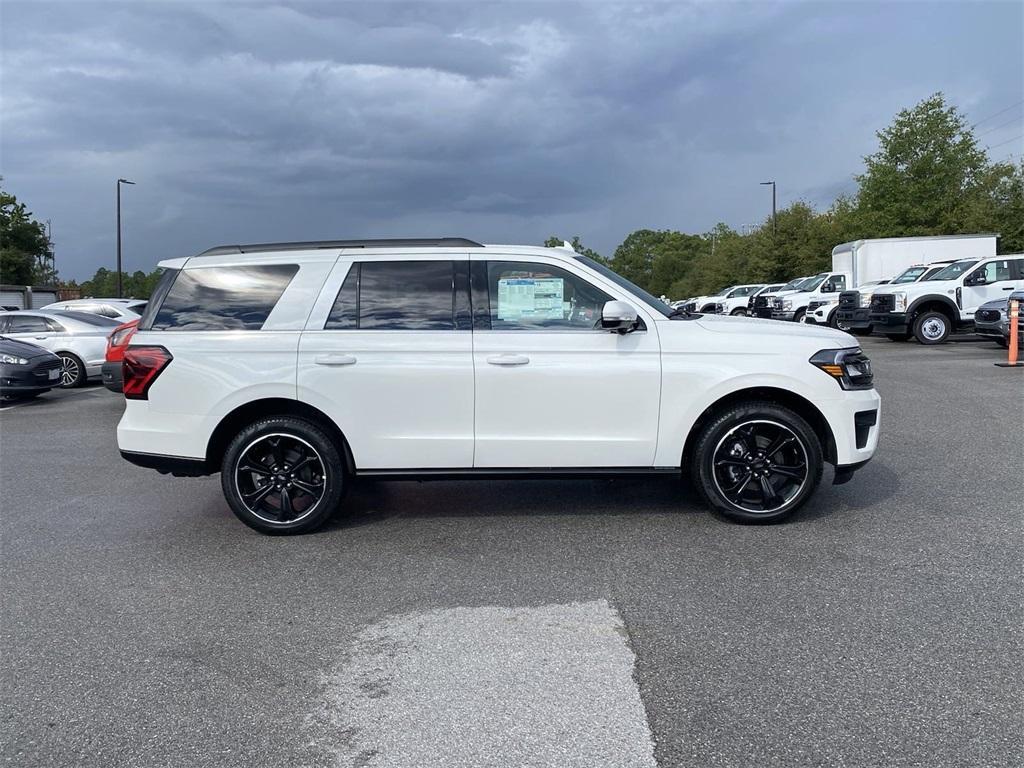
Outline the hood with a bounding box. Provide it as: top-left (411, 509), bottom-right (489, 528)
top-left (978, 297), bottom-right (1009, 311)
top-left (0, 337), bottom-right (58, 359)
top-left (691, 313), bottom-right (855, 345)
top-left (872, 279), bottom-right (956, 296)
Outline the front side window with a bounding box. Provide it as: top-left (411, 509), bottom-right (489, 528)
top-left (481, 261), bottom-right (613, 331)
top-left (974, 260), bottom-right (1012, 283)
top-left (729, 286), bottom-right (757, 298)
top-left (325, 260), bottom-right (460, 331)
top-left (151, 264), bottom-right (298, 331)
top-left (829, 275), bottom-right (847, 291)
top-left (8, 316), bottom-right (51, 333)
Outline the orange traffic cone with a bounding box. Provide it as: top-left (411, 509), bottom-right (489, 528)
top-left (995, 297), bottom-right (1023, 368)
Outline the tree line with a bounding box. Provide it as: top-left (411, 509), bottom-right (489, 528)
top-left (2, 93), bottom-right (1020, 302)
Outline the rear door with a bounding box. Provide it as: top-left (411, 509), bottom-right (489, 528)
top-left (298, 256), bottom-right (474, 469)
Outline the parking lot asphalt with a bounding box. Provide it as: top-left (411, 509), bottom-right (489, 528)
top-left (2, 335), bottom-right (1022, 768)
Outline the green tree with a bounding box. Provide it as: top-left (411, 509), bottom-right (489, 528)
top-left (0, 182), bottom-right (53, 285)
top-left (852, 93), bottom-right (990, 237)
top-left (79, 267), bottom-right (163, 299)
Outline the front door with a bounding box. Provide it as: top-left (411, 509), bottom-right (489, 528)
top-left (470, 257), bottom-right (662, 468)
top-left (298, 257), bottom-right (475, 470)
top-left (1, 314), bottom-right (59, 351)
top-left (962, 258), bottom-right (1024, 316)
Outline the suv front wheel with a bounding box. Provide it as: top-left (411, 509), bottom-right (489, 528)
top-left (221, 416), bottom-right (345, 535)
top-left (692, 402), bottom-right (823, 524)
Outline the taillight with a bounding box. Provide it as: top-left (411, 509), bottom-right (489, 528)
top-left (110, 325), bottom-right (136, 347)
top-left (123, 346), bottom-right (172, 400)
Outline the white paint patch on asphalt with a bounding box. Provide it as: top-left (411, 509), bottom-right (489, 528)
top-left (307, 600), bottom-right (657, 768)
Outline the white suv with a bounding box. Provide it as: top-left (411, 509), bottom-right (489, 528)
top-left (117, 238), bottom-right (880, 534)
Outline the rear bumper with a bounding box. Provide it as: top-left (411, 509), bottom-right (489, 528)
top-left (102, 361), bottom-right (123, 392)
top-left (120, 450), bottom-right (212, 477)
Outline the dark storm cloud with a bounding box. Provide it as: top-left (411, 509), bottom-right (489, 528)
top-left (1, 1), bottom-right (1021, 280)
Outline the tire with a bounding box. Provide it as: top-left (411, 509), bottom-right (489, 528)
top-left (852, 326), bottom-right (873, 337)
top-left (221, 416), bottom-right (345, 535)
top-left (913, 311), bottom-right (951, 345)
top-left (996, 338), bottom-right (1009, 349)
top-left (57, 353), bottom-right (85, 388)
top-left (793, 309), bottom-right (806, 324)
top-left (827, 310), bottom-right (840, 329)
top-left (690, 401), bottom-right (824, 524)
top-left (730, 308), bottom-right (747, 317)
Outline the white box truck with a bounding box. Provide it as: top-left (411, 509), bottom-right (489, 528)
top-left (771, 233), bottom-right (998, 325)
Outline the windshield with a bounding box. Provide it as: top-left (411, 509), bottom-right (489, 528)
top-left (791, 274), bottom-right (826, 292)
top-left (576, 256), bottom-right (674, 317)
top-left (891, 266), bottom-right (928, 284)
top-left (926, 259), bottom-right (978, 281)
top-left (778, 278), bottom-right (806, 291)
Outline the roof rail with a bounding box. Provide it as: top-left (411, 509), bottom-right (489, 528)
top-left (195, 237), bottom-right (484, 257)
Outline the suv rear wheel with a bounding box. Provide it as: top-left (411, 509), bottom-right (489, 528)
top-left (221, 416), bottom-right (345, 535)
top-left (691, 402), bottom-right (823, 524)
top-left (913, 310), bottom-right (951, 345)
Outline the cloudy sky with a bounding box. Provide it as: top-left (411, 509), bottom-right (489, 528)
top-left (2, 1), bottom-right (1022, 281)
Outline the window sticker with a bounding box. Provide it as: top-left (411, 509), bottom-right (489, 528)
top-left (497, 277), bottom-right (565, 321)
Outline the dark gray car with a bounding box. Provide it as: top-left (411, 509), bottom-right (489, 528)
top-left (0, 336), bottom-right (63, 400)
top-left (974, 291), bottom-right (1024, 347)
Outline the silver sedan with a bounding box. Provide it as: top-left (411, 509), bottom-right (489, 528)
top-left (0, 310), bottom-right (121, 387)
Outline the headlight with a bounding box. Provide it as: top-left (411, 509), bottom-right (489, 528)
top-left (893, 292), bottom-right (907, 312)
top-left (810, 348), bottom-right (874, 390)
top-left (859, 293), bottom-right (871, 308)
top-left (782, 300), bottom-right (793, 310)
top-left (1, 354), bottom-right (29, 365)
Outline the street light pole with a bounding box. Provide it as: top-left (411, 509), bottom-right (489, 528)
top-left (116, 178), bottom-right (135, 298)
top-left (760, 180), bottom-right (776, 236)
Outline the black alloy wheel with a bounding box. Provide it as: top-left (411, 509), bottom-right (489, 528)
top-left (692, 402), bottom-right (823, 523)
top-left (222, 417), bottom-right (345, 534)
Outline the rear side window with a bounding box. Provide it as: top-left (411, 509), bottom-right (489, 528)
top-left (151, 264), bottom-right (298, 331)
top-left (325, 261), bottom-right (463, 331)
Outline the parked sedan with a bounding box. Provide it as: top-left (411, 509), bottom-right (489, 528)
top-left (101, 319), bottom-right (139, 392)
top-left (0, 310), bottom-right (120, 387)
top-left (0, 336), bottom-right (62, 401)
top-left (975, 291), bottom-right (1024, 348)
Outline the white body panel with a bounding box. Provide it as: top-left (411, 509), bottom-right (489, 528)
top-left (118, 244), bottom-right (880, 475)
top-left (832, 234), bottom-right (997, 287)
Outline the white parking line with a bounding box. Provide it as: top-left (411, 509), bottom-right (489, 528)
top-left (309, 599), bottom-right (657, 768)
top-left (0, 387), bottom-right (106, 412)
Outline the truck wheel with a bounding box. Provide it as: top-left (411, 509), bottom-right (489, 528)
top-left (221, 416), bottom-right (345, 535)
top-left (914, 311), bottom-right (951, 345)
top-left (691, 402), bottom-right (823, 524)
top-left (828, 310), bottom-right (840, 328)
top-left (730, 308), bottom-right (747, 316)
top-left (793, 309), bottom-right (806, 324)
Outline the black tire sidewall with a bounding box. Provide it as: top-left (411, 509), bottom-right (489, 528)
top-left (731, 308), bottom-right (747, 316)
top-left (220, 416), bottom-right (344, 535)
top-left (793, 309), bottom-right (806, 324)
top-left (692, 402), bottom-right (824, 524)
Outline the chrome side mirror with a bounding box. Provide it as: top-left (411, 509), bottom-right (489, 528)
top-left (601, 300), bottom-right (638, 333)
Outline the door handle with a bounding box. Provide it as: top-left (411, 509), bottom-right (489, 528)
top-left (314, 354), bottom-right (357, 366)
top-left (486, 354), bottom-right (530, 366)
top-left (1001, 286), bottom-right (1014, 290)
top-left (34, 336), bottom-right (48, 340)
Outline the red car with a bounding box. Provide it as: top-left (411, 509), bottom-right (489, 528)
top-left (101, 319), bottom-right (138, 392)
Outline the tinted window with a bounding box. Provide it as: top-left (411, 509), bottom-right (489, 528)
top-left (325, 261), bottom-right (457, 331)
top-left (927, 260), bottom-right (977, 281)
top-left (152, 265), bottom-right (298, 331)
top-left (138, 269), bottom-right (177, 330)
top-left (52, 311), bottom-right (120, 327)
top-left (7, 315), bottom-right (51, 333)
top-left (484, 261), bottom-right (612, 330)
top-left (976, 259), bottom-right (1012, 283)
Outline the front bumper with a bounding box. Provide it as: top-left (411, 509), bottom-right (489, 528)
top-left (869, 312), bottom-right (909, 335)
top-left (102, 361), bottom-right (123, 392)
top-left (818, 388), bottom-right (881, 468)
top-left (836, 308), bottom-right (872, 330)
top-left (0, 358), bottom-right (61, 397)
top-left (771, 311), bottom-right (796, 321)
